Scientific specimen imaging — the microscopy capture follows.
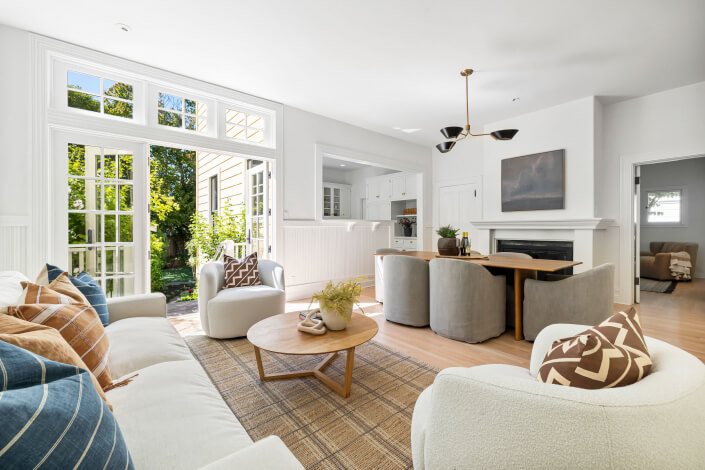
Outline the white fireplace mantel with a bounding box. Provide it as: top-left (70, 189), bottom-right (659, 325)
top-left (471, 218), bottom-right (614, 231)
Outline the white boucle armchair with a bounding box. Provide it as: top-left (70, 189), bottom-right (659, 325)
top-left (411, 323), bottom-right (705, 469)
top-left (198, 260), bottom-right (285, 339)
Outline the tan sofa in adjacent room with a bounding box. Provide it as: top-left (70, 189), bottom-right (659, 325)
top-left (640, 241), bottom-right (699, 281)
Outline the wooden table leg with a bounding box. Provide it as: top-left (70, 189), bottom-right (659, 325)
top-left (253, 346), bottom-right (265, 380)
top-left (514, 269), bottom-right (524, 341)
top-left (343, 347), bottom-right (355, 398)
top-left (513, 269), bottom-right (538, 340)
top-left (256, 347), bottom-right (356, 398)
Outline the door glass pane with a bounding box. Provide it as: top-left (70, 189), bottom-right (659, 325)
top-left (67, 143), bottom-right (136, 296)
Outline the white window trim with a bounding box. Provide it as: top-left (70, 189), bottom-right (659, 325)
top-left (204, 167), bottom-right (221, 227)
top-left (641, 185), bottom-right (688, 227)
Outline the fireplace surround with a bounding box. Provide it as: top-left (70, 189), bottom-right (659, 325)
top-left (496, 239), bottom-right (574, 276)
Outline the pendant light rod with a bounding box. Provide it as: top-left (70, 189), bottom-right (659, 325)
top-left (436, 68), bottom-right (519, 153)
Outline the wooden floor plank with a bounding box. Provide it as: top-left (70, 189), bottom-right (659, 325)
top-left (169, 280), bottom-right (705, 369)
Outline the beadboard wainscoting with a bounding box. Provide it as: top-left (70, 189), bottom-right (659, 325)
top-left (282, 220), bottom-right (393, 300)
top-left (0, 217), bottom-right (30, 274)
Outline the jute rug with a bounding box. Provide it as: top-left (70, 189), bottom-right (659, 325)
top-left (185, 335), bottom-right (438, 470)
top-left (640, 277), bottom-right (677, 293)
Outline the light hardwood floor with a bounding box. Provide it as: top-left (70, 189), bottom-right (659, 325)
top-left (169, 280), bottom-right (705, 369)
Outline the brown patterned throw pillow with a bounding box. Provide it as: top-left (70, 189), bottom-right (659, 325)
top-left (0, 314), bottom-right (112, 409)
top-left (8, 277), bottom-right (113, 390)
top-left (537, 307), bottom-right (652, 389)
top-left (223, 252), bottom-right (262, 289)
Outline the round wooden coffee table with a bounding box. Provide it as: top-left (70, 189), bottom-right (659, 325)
top-left (247, 311), bottom-right (378, 398)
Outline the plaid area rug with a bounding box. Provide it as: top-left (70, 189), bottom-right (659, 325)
top-left (184, 335), bottom-right (438, 469)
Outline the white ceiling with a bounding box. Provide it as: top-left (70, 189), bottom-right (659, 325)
top-left (321, 156), bottom-right (369, 171)
top-left (1, 0), bottom-right (704, 147)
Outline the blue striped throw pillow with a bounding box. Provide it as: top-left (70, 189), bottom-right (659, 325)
top-left (45, 264), bottom-right (110, 326)
top-left (0, 340), bottom-right (134, 469)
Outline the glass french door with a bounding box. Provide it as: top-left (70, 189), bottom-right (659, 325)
top-left (53, 132), bottom-right (147, 296)
top-left (246, 161), bottom-right (270, 258)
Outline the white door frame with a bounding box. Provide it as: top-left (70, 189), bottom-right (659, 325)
top-left (618, 151), bottom-right (703, 305)
top-left (246, 161), bottom-right (270, 258)
top-left (51, 130), bottom-right (149, 294)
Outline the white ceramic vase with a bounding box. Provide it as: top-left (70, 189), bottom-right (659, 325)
top-left (320, 307), bottom-right (349, 331)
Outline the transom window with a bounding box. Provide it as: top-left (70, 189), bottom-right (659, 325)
top-left (225, 108), bottom-right (265, 144)
top-left (67, 71), bottom-right (134, 119)
top-left (644, 188), bottom-right (684, 224)
top-left (158, 92), bottom-right (207, 133)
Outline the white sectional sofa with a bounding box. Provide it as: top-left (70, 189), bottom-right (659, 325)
top-left (103, 293), bottom-right (303, 469)
top-left (0, 269), bottom-right (302, 470)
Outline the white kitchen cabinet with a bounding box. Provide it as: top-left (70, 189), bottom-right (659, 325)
top-left (403, 173), bottom-right (417, 199)
top-left (366, 176), bottom-right (391, 201)
top-left (393, 237), bottom-right (418, 251)
top-left (365, 200), bottom-right (391, 221)
top-left (322, 182), bottom-right (351, 218)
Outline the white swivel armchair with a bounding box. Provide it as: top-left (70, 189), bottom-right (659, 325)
top-left (198, 259), bottom-right (286, 339)
top-left (411, 323), bottom-right (705, 469)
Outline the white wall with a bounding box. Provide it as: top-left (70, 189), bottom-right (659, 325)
top-left (600, 80), bottom-right (705, 302)
top-left (283, 106), bottom-right (430, 221)
top-left (639, 157), bottom-right (705, 278)
top-left (282, 107), bottom-right (430, 296)
top-left (0, 25), bottom-right (31, 274)
top-left (482, 97), bottom-right (597, 221)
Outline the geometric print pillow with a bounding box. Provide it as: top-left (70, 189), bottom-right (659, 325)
top-left (223, 252), bottom-right (262, 289)
top-left (9, 281), bottom-right (113, 391)
top-left (537, 307), bottom-right (652, 389)
top-left (0, 340), bottom-right (134, 470)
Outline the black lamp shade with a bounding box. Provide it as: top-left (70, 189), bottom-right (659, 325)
top-left (490, 129), bottom-right (519, 141)
top-left (436, 141), bottom-right (456, 153)
top-left (440, 126), bottom-right (464, 139)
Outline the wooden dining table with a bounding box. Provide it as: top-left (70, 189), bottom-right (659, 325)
top-left (374, 251), bottom-right (581, 340)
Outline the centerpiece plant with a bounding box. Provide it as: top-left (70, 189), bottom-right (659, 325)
top-left (437, 224), bottom-right (460, 256)
top-left (310, 277), bottom-right (365, 331)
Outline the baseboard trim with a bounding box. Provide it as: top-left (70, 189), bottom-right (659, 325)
top-left (286, 276), bottom-right (375, 301)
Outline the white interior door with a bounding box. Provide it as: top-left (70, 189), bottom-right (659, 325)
top-left (246, 161), bottom-right (270, 258)
top-left (53, 131), bottom-right (147, 296)
top-left (439, 183), bottom-right (482, 244)
top-left (634, 165), bottom-right (641, 303)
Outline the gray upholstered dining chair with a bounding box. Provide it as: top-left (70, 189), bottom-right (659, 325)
top-left (488, 252), bottom-right (536, 328)
top-left (522, 263), bottom-right (615, 341)
top-left (429, 258), bottom-right (506, 343)
top-left (374, 248), bottom-right (400, 302)
top-left (383, 255), bottom-right (429, 326)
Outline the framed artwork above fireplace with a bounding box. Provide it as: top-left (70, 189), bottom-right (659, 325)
top-left (501, 149), bottom-right (565, 212)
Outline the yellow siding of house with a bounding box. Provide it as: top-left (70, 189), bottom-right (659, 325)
top-left (195, 152), bottom-right (247, 223)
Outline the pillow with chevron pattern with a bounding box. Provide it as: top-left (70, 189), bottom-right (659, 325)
top-left (536, 307), bottom-right (652, 389)
top-left (223, 252), bottom-right (262, 289)
top-left (0, 339), bottom-right (134, 469)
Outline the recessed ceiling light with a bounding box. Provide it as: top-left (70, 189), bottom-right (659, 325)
top-left (339, 163), bottom-right (346, 167)
top-left (115, 23), bottom-right (131, 32)
top-left (393, 127), bottom-right (421, 134)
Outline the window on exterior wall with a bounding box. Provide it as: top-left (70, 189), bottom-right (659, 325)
top-left (67, 71), bottom-right (134, 119)
top-left (225, 108), bottom-right (265, 144)
top-left (209, 175), bottom-right (218, 227)
top-left (158, 92), bottom-right (207, 132)
top-left (644, 188), bottom-right (684, 224)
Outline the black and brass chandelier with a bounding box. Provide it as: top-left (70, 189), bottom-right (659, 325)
top-left (436, 69), bottom-right (518, 153)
